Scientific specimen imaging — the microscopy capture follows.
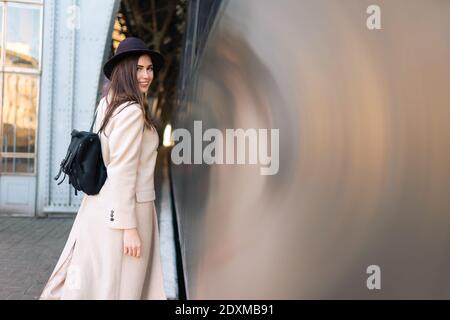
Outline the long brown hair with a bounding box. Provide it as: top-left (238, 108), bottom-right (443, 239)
top-left (98, 54), bottom-right (155, 135)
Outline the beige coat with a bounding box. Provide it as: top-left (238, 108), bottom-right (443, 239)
top-left (40, 97), bottom-right (166, 300)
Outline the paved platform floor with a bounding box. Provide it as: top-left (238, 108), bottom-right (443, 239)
top-left (0, 217), bottom-right (74, 299)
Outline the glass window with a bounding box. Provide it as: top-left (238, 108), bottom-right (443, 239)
top-left (0, 1), bottom-right (42, 175)
top-left (2, 73), bottom-right (37, 154)
top-left (0, 157), bottom-right (34, 174)
top-left (5, 2), bottom-right (41, 70)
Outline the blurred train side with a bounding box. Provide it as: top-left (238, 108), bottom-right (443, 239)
top-left (170, 0), bottom-right (450, 299)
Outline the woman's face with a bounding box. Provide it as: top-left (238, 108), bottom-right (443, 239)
top-left (136, 54), bottom-right (154, 93)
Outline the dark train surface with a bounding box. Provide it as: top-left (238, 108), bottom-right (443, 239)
top-left (169, 0), bottom-right (450, 299)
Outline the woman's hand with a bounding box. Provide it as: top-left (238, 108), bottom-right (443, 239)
top-left (123, 228), bottom-right (141, 258)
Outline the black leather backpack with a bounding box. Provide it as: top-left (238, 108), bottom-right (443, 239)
top-left (54, 108), bottom-right (107, 196)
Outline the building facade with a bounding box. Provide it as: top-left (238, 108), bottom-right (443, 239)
top-left (0, 0), bottom-right (121, 216)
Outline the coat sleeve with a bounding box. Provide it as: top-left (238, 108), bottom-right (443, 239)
top-left (106, 103), bottom-right (144, 229)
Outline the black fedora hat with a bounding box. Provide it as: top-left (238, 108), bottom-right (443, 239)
top-left (103, 37), bottom-right (164, 80)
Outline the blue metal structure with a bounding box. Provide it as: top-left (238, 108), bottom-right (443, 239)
top-left (37, 0), bottom-right (119, 215)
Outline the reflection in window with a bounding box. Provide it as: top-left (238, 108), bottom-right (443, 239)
top-left (1, 157), bottom-right (34, 174)
top-left (2, 73), bottom-right (37, 154)
top-left (195, 0), bottom-right (222, 60)
top-left (5, 3), bottom-right (41, 69)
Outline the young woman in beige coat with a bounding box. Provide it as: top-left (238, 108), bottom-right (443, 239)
top-left (40, 37), bottom-right (167, 300)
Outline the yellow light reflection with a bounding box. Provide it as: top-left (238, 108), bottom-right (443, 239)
top-left (163, 124), bottom-right (173, 147)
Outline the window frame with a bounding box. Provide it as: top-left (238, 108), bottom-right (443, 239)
top-left (0, 0), bottom-right (43, 176)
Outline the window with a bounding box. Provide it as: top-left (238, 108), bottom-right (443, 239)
top-left (0, 0), bottom-right (43, 175)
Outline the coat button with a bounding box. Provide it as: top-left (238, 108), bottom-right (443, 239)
top-left (110, 218), bottom-right (114, 221)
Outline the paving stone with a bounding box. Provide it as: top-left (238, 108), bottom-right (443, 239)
top-left (0, 217), bottom-right (74, 299)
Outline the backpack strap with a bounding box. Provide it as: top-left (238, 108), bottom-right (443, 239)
top-left (53, 148), bottom-right (72, 182)
top-left (89, 107), bottom-right (99, 133)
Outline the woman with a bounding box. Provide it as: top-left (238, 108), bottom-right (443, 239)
top-left (40, 37), bottom-right (166, 300)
